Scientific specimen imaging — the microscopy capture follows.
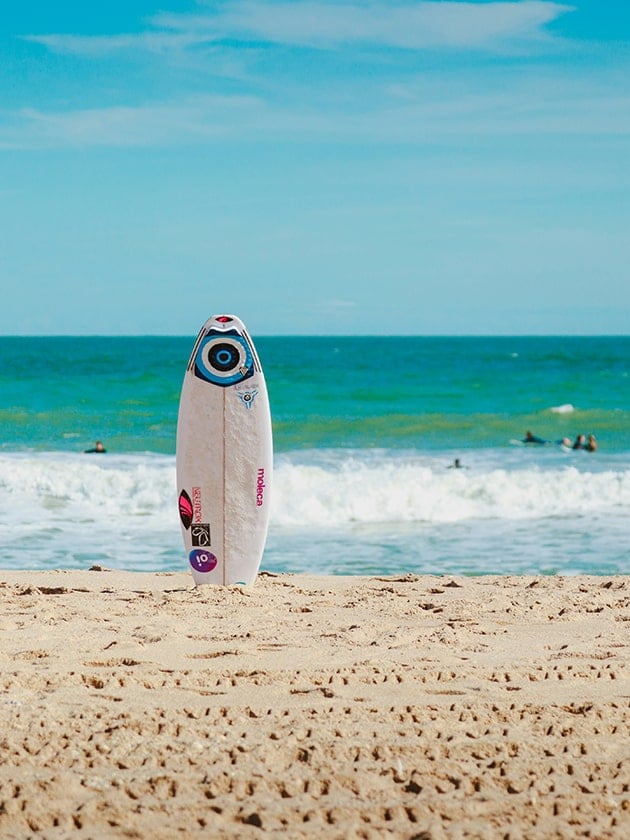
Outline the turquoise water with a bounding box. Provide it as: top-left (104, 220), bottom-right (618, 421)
top-left (2, 336), bottom-right (628, 453)
top-left (0, 335), bottom-right (628, 575)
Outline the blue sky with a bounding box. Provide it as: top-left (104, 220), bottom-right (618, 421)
top-left (1, 1), bottom-right (629, 335)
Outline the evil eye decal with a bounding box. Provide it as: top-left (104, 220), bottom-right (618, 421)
top-left (194, 332), bottom-right (254, 387)
top-left (189, 549), bottom-right (217, 574)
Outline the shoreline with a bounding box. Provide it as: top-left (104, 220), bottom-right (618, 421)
top-left (0, 571), bottom-right (628, 838)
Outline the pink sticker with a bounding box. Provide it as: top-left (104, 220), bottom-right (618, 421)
top-left (189, 549), bottom-right (217, 573)
top-left (178, 490), bottom-right (193, 529)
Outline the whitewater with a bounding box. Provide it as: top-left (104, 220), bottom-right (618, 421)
top-left (1, 448), bottom-right (628, 576)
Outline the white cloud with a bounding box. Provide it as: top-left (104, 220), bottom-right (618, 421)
top-left (3, 96), bottom-right (265, 149)
top-left (4, 72), bottom-right (628, 151)
top-left (12, 2), bottom-right (629, 152)
top-left (320, 299), bottom-right (357, 309)
top-left (199, 1), bottom-right (574, 49)
top-left (25, 1), bottom-right (574, 56)
top-left (23, 31), bottom-right (199, 56)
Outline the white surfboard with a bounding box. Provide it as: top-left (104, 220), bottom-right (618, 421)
top-left (176, 314), bottom-right (273, 585)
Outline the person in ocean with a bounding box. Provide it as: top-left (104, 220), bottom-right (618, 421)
top-left (84, 440), bottom-right (107, 453)
top-left (572, 434), bottom-right (586, 450)
top-left (448, 458), bottom-right (467, 469)
top-left (586, 434), bottom-right (597, 452)
top-left (523, 431), bottom-right (546, 444)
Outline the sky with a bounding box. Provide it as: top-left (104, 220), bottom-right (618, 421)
top-left (1, 1), bottom-right (629, 335)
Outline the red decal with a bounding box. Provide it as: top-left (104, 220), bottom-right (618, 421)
top-left (192, 486), bottom-right (203, 523)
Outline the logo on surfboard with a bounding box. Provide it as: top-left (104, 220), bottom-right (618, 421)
top-left (189, 549), bottom-right (217, 574)
top-left (256, 468), bottom-right (266, 507)
top-left (178, 490), bottom-right (193, 529)
top-left (191, 523), bottom-right (211, 546)
top-left (180, 488), bottom-right (209, 544)
top-left (191, 486), bottom-right (203, 523)
top-left (237, 388), bottom-right (259, 409)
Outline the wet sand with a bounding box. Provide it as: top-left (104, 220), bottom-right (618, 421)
top-left (0, 570), bottom-right (628, 839)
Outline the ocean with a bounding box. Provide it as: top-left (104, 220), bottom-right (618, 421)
top-left (0, 335), bottom-right (628, 576)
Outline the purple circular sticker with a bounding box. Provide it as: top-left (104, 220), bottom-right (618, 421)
top-left (189, 549), bottom-right (217, 573)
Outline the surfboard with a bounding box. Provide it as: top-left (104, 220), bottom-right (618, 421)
top-left (176, 314), bottom-right (273, 586)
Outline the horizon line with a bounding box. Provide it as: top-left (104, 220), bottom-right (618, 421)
top-left (1, 333), bottom-right (628, 340)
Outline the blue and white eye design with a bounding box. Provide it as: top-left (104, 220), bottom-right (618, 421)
top-left (237, 389), bottom-right (259, 409)
top-left (194, 331), bottom-right (254, 387)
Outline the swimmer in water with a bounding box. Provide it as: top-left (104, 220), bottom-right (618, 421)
top-left (84, 440), bottom-right (107, 453)
top-left (523, 431), bottom-right (546, 444)
top-left (448, 458), bottom-right (466, 469)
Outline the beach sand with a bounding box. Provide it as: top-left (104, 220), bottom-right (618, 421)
top-left (0, 571), bottom-right (628, 839)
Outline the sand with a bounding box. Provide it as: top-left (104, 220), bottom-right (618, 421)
top-left (0, 570), bottom-right (628, 839)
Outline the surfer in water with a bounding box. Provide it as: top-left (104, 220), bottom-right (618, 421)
top-left (84, 440), bottom-right (107, 453)
top-left (448, 458), bottom-right (467, 469)
top-left (523, 431), bottom-right (546, 444)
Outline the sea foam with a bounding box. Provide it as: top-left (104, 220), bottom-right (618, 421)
top-left (1, 450), bottom-right (628, 573)
top-left (272, 455), bottom-right (630, 527)
top-left (2, 451), bottom-right (629, 531)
